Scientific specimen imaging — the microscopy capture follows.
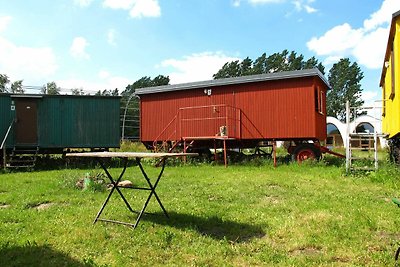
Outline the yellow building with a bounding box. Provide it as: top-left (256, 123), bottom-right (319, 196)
top-left (380, 10), bottom-right (400, 162)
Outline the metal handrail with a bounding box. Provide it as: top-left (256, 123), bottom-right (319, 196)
top-left (152, 104), bottom-right (246, 150)
top-left (179, 104), bottom-right (242, 139)
top-left (1, 120), bottom-right (14, 150)
top-left (152, 112), bottom-right (179, 148)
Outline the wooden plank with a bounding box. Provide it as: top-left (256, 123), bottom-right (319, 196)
top-left (66, 151), bottom-right (198, 158)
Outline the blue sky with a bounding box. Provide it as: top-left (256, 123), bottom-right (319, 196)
top-left (0, 0), bottom-right (399, 103)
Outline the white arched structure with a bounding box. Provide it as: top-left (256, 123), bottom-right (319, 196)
top-left (326, 116), bottom-right (387, 148)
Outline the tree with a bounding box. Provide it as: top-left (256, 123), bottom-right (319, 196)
top-left (41, 81), bottom-right (61, 95)
top-left (10, 80), bottom-right (24, 94)
top-left (0, 74), bottom-right (10, 93)
top-left (95, 88), bottom-right (119, 96)
top-left (120, 75), bottom-right (170, 139)
top-left (327, 58), bottom-right (364, 122)
top-left (213, 50), bottom-right (325, 79)
top-left (121, 75), bottom-right (170, 97)
top-left (71, 88), bottom-right (85, 95)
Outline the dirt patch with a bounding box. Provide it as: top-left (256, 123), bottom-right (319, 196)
top-left (289, 245), bottom-right (322, 256)
top-left (376, 230), bottom-right (400, 241)
top-left (263, 195), bottom-right (280, 204)
top-left (34, 203), bottom-right (54, 210)
top-left (0, 204), bottom-right (10, 209)
top-left (26, 202), bottom-right (55, 210)
top-left (331, 256), bottom-right (351, 263)
top-left (266, 183), bottom-right (281, 189)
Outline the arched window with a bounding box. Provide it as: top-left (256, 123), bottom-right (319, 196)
top-left (353, 122), bottom-right (376, 149)
top-left (355, 122), bottom-right (374, 133)
top-left (326, 123), bottom-right (343, 147)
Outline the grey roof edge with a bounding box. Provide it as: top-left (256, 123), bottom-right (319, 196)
top-left (380, 9), bottom-right (400, 86)
top-left (393, 10), bottom-right (400, 19)
top-left (135, 68), bottom-right (330, 95)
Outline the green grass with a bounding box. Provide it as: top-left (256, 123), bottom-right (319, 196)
top-left (1, 157), bottom-right (400, 266)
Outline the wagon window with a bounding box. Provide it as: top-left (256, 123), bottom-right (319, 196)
top-left (390, 42), bottom-right (395, 99)
top-left (382, 83), bottom-right (386, 116)
top-left (320, 90), bottom-right (325, 114)
top-left (315, 86), bottom-right (323, 114)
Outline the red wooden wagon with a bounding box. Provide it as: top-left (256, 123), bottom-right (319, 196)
top-left (135, 68), bottom-right (340, 165)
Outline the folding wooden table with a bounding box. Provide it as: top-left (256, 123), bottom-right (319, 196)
top-left (66, 152), bottom-right (197, 229)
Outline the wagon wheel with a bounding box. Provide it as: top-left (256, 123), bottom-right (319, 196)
top-left (292, 144), bottom-right (321, 163)
top-left (396, 246), bottom-right (400, 266)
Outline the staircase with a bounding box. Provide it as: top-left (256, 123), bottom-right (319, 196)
top-left (5, 146), bottom-right (39, 168)
top-left (345, 101), bottom-right (385, 173)
top-left (347, 133), bottom-right (378, 172)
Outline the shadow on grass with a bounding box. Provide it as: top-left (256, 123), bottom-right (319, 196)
top-left (0, 242), bottom-right (100, 267)
top-left (141, 211), bottom-right (266, 243)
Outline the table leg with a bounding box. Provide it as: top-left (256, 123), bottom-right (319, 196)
top-left (93, 158), bottom-right (133, 224)
top-left (134, 157), bottom-right (168, 228)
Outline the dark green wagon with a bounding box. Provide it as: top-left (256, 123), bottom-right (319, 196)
top-left (0, 94), bottom-right (120, 168)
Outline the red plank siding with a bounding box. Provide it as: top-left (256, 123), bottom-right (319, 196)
top-left (139, 72), bottom-right (328, 145)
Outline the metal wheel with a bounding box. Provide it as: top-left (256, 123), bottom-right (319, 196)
top-left (292, 144), bottom-right (320, 163)
top-left (395, 246), bottom-right (400, 266)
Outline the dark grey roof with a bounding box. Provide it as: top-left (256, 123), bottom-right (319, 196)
top-left (135, 68), bottom-right (330, 95)
top-left (393, 10), bottom-right (400, 19)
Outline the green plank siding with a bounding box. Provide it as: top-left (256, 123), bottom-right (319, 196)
top-left (0, 95), bottom-right (15, 146)
top-left (38, 96), bottom-right (120, 148)
top-left (2, 94), bottom-right (120, 150)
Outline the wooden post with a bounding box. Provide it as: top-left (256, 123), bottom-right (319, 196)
top-left (223, 138), bottom-right (227, 168)
top-left (2, 148), bottom-right (5, 170)
top-left (213, 139), bottom-right (216, 161)
top-left (183, 139), bottom-right (187, 163)
top-left (273, 141), bottom-right (277, 168)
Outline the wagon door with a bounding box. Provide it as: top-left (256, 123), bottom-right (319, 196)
top-left (209, 90), bottom-right (240, 138)
top-left (15, 98), bottom-right (38, 145)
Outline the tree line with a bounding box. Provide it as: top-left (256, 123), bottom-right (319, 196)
top-left (0, 50), bottom-right (364, 122)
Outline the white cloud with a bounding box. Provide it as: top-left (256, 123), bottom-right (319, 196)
top-left (291, 0), bottom-right (317, 14)
top-left (322, 55), bottom-right (343, 67)
top-left (103, 0), bottom-right (135, 10)
top-left (73, 0), bottom-right (94, 7)
top-left (240, 0), bottom-right (318, 14)
top-left (159, 52), bottom-right (240, 84)
top-left (107, 29), bottom-right (117, 46)
top-left (307, 23), bottom-right (364, 56)
top-left (232, 0), bottom-right (241, 7)
top-left (307, 0), bottom-right (400, 70)
top-left (70, 37), bottom-right (90, 60)
top-left (0, 16), bottom-right (12, 33)
top-left (362, 90), bottom-right (378, 103)
top-left (249, 0), bottom-right (284, 4)
top-left (364, 0), bottom-right (400, 30)
top-left (0, 36), bottom-right (58, 83)
top-left (98, 70), bottom-right (110, 79)
top-left (129, 0), bottom-right (160, 18)
top-left (57, 73), bottom-right (132, 93)
top-left (103, 0), bottom-right (161, 18)
top-left (304, 5), bottom-right (317, 14)
top-left (353, 27), bottom-right (388, 69)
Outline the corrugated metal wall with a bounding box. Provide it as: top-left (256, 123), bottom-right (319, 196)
top-left (38, 96), bottom-right (120, 148)
top-left (140, 76), bottom-right (327, 143)
top-left (0, 95), bottom-right (15, 146)
top-left (1, 94), bottom-right (120, 149)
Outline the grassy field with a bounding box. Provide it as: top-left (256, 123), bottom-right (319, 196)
top-left (1, 154), bottom-right (400, 266)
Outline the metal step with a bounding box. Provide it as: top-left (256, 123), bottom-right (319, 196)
top-left (350, 156), bottom-right (375, 160)
top-left (349, 166), bottom-right (376, 171)
top-left (349, 147), bottom-right (374, 151)
top-left (5, 146), bottom-right (39, 168)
